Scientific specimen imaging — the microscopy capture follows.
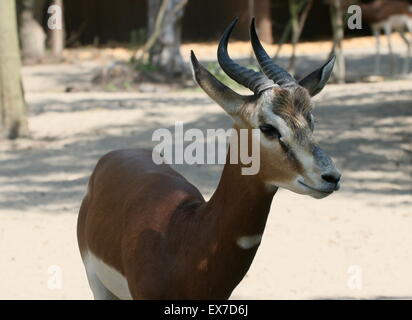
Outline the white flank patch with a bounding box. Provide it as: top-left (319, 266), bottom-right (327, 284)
top-left (236, 234), bottom-right (263, 250)
top-left (84, 250), bottom-right (133, 300)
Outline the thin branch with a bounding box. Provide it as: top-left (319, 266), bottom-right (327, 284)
top-left (287, 0), bottom-right (314, 74)
top-left (272, 0), bottom-right (307, 61)
top-left (273, 21), bottom-right (291, 61)
top-left (288, 0), bottom-right (301, 73)
top-left (131, 0), bottom-right (189, 64)
top-left (172, 0), bottom-right (188, 15)
top-left (248, 0), bottom-right (255, 65)
top-left (131, 0), bottom-right (170, 63)
top-left (297, 0), bottom-right (313, 38)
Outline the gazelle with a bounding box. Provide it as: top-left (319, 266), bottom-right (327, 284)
top-left (77, 18), bottom-right (341, 300)
top-left (360, 0), bottom-right (412, 74)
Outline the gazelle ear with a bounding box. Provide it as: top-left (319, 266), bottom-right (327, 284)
top-left (298, 56), bottom-right (336, 97)
top-left (190, 50), bottom-right (248, 116)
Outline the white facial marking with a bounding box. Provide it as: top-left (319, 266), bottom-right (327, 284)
top-left (265, 112), bottom-right (293, 139)
top-left (84, 250), bottom-right (133, 300)
top-left (258, 112), bottom-right (294, 149)
top-left (236, 234), bottom-right (263, 249)
top-left (295, 146), bottom-right (313, 169)
top-left (250, 93), bottom-right (293, 140)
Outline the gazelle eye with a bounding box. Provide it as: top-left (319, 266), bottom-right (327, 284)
top-left (259, 124), bottom-right (281, 139)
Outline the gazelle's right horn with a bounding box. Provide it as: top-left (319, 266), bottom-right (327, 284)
top-left (250, 18), bottom-right (296, 88)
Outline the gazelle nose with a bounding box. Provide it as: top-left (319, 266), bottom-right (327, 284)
top-left (321, 172), bottom-right (341, 185)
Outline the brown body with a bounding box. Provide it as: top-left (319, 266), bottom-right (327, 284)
top-left (77, 19), bottom-right (341, 300)
top-left (77, 146), bottom-right (274, 299)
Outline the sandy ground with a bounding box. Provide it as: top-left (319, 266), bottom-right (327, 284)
top-left (0, 37), bottom-right (412, 299)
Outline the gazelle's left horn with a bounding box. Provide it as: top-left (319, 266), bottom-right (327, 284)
top-left (218, 18), bottom-right (277, 95)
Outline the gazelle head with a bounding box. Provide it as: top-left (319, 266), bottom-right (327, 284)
top-left (191, 18), bottom-right (341, 199)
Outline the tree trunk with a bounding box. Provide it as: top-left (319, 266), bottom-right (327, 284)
top-left (254, 0), bottom-right (273, 44)
top-left (18, 0), bottom-right (46, 64)
top-left (0, 0), bottom-right (29, 139)
top-left (330, 0), bottom-right (346, 83)
top-left (147, 0), bottom-right (187, 76)
top-left (48, 0), bottom-right (65, 58)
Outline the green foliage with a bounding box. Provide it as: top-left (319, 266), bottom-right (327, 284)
top-left (135, 61), bottom-right (157, 73)
top-left (104, 84), bottom-right (118, 92)
top-left (123, 81), bottom-right (132, 89)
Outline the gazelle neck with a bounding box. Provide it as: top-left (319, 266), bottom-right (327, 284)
top-left (206, 125), bottom-right (277, 231)
top-left (194, 127), bottom-right (277, 297)
top-left (205, 149), bottom-right (277, 239)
